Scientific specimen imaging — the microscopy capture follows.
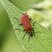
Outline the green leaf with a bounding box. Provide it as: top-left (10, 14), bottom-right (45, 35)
top-left (0, 0), bottom-right (52, 52)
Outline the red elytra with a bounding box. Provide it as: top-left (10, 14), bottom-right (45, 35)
top-left (20, 13), bottom-right (33, 36)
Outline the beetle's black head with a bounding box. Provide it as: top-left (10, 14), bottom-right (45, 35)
top-left (28, 29), bottom-right (35, 37)
top-left (28, 32), bottom-right (33, 37)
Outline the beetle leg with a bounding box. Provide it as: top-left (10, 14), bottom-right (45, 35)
top-left (19, 23), bottom-right (22, 25)
top-left (28, 35), bottom-right (31, 42)
top-left (28, 36), bottom-right (30, 42)
top-left (33, 21), bottom-right (36, 25)
top-left (22, 32), bottom-right (26, 40)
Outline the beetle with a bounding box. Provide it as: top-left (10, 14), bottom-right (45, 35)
top-left (20, 13), bottom-right (34, 37)
top-left (14, 12), bottom-right (36, 40)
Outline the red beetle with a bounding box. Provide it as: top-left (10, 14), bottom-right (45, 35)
top-left (20, 13), bottom-right (33, 37)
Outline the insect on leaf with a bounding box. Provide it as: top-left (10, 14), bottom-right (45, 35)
top-left (1, 0), bottom-right (52, 52)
